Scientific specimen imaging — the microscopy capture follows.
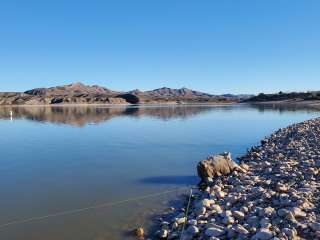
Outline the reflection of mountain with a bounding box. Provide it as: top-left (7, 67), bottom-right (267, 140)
top-left (0, 105), bottom-right (222, 127)
top-left (1, 104), bottom-right (316, 127)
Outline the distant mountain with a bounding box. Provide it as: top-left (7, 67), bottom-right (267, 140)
top-left (245, 91), bottom-right (320, 102)
top-left (25, 82), bottom-right (119, 96)
top-left (0, 82), bottom-right (251, 105)
top-left (142, 87), bottom-right (214, 98)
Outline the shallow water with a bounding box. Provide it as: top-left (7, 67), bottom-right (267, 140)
top-left (0, 104), bottom-right (318, 240)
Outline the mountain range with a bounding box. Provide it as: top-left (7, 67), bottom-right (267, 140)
top-left (0, 82), bottom-right (252, 105)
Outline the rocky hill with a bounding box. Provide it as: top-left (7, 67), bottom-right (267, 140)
top-left (245, 91), bottom-right (320, 102)
top-left (24, 82), bottom-right (118, 96)
top-left (0, 82), bottom-right (250, 105)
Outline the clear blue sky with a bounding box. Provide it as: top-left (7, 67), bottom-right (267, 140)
top-left (1, 0), bottom-right (319, 94)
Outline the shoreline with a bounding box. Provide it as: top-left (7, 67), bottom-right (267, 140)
top-left (0, 102), bottom-right (238, 107)
top-left (152, 118), bottom-right (320, 239)
top-left (1, 100), bottom-right (320, 109)
top-left (247, 100), bottom-right (320, 110)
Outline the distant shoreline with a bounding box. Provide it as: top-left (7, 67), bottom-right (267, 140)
top-left (0, 102), bottom-right (238, 107)
top-left (248, 99), bottom-right (320, 110)
top-left (1, 100), bottom-right (320, 109)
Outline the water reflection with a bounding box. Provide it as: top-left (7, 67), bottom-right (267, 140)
top-left (0, 105), bottom-right (226, 126)
top-left (0, 104), bottom-right (318, 127)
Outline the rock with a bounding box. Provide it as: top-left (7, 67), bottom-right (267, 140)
top-left (186, 225), bottom-right (199, 236)
top-left (222, 215), bottom-right (234, 225)
top-left (309, 222), bottom-right (320, 232)
top-left (158, 229), bottom-right (168, 238)
top-left (201, 198), bottom-right (215, 208)
top-left (216, 190), bottom-right (226, 199)
top-left (195, 206), bottom-right (206, 215)
top-left (175, 217), bottom-right (186, 225)
top-left (205, 225), bottom-right (226, 237)
top-left (227, 227), bottom-right (237, 238)
top-left (252, 228), bottom-right (274, 240)
top-left (234, 224), bottom-right (249, 235)
top-left (211, 204), bottom-right (223, 213)
top-left (260, 218), bottom-right (271, 229)
top-left (135, 227), bottom-right (144, 239)
top-left (248, 216), bottom-right (260, 227)
top-left (282, 228), bottom-right (297, 239)
top-left (277, 208), bottom-right (289, 217)
top-left (197, 152), bottom-right (240, 180)
top-left (263, 207), bottom-right (275, 217)
top-left (290, 207), bottom-right (306, 218)
top-left (233, 210), bottom-right (245, 220)
top-left (188, 219), bottom-right (197, 226)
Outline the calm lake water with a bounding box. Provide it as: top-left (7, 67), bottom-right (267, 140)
top-left (0, 104), bottom-right (318, 240)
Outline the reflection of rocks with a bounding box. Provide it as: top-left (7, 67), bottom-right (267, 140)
top-left (0, 105), bottom-right (221, 127)
top-left (0, 104), bottom-right (317, 127)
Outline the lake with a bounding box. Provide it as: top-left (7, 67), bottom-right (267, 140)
top-left (0, 104), bottom-right (318, 240)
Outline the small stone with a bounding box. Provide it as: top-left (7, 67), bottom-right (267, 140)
top-left (159, 229), bottom-right (168, 238)
top-left (135, 227), bottom-right (144, 239)
top-left (309, 222), bottom-right (320, 232)
top-left (240, 206), bottom-right (249, 213)
top-left (205, 226), bottom-right (226, 237)
top-left (175, 217), bottom-right (186, 225)
top-left (216, 190), bottom-right (226, 199)
top-left (188, 219), bottom-right (197, 226)
top-left (260, 218), bottom-right (271, 228)
top-left (211, 204), bottom-right (223, 213)
top-left (282, 227), bottom-right (297, 239)
top-left (263, 207), bottom-right (275, 217)
top-left (227, 227), bottom-right (237, 238)
top-left (222, 215), bottom-right (234, 225)
top-left (195, 206), bottom-right (206, 215)
top-left (202, 198), bottom-right (215, 208)
top-left (291, 207), bottom-right (306, 218)
top-left (233, 210), bottom-right (245, 220)
top-left (277, 208), bottom-right (289, 217)
top-left (186, 225), bottom-right (199, 236)
top-left (252, 228), bottom-right (274, 240)
top-left (234, 224), bottom-right (249, 235)
top-left (172, 222), bottom-right (179, 229)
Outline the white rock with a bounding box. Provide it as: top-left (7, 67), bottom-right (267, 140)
top-left (159, 229), bottom-right (168, 238)
top-left (175, 217), bottom-right (186, 225)
top-left (234, 224), bottom-right (249, 235)
top-left (233, 210), bottom-right (245, 220)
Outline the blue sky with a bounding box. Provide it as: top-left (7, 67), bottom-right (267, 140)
top-left (0, 0), bottom-right (319, 94)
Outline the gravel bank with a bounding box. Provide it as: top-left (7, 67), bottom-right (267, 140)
top-left (153, 118), bottom-right (320, 240)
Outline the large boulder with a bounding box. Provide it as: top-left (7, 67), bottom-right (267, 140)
top-left (197, 152), bottom-right (241, 180)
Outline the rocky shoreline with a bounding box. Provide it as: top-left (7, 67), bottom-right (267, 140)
top-left (151, 118), bottom-right (320, 240)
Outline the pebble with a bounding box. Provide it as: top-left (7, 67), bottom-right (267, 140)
top-left (205, 227), bottom-right (225, 237)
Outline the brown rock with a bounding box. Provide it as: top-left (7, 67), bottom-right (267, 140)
top-left (197, 152), bottom-right (241, 180)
